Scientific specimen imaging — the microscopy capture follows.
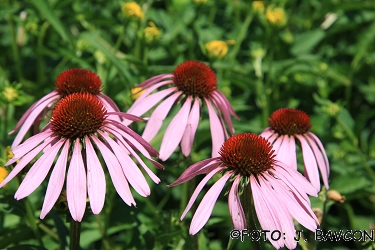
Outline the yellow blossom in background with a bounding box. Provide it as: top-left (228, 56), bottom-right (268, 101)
top-left (0, 167), bottom-right (9, 187)
top-left (144, 22), bottom-right (161, 43)
top-left (2, 87), bottom-right (19, 103)
top-left (122, 2), bottom-right (144, 19)
top-left (266, 4), bottom-right (286, 26)
top-left (131, 87), bottom-right (145, 100)
top-left (205, 40), bottom-right (235, 59)
top-left (94, 50), bottom-right (107, 64)
top-left (252, 1), bottom-right (264, 13)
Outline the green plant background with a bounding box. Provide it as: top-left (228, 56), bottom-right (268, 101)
top-left (0, 0), bottom-right (374, 249)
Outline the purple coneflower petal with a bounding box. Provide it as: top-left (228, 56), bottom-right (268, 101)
top-left (212, 91), bottom-right (235, 134)
top-left (107, 112), bottom-right (144, 122)
top-left (181, 166), bottom-right (225, 220)
top-left (159, 96), bottom-right (192, 161)
top-left (259, 127), bottom-right (273, 140)
top-left (137, 74), bottom-right (173, 90)
top-left (296, 134), bottom-right (320, 191)
top-left (142, 91), bottom-right (182, 142)
top-left (307, 132), bottom-right (330, 188)
top-left (228, 175), bottom-right (246, 230)
top-left (98, 94), bottom-right (120, 112)
top-left (215, 91), bottom-right (239, 119)
top-left (10, 129), bottom-right (54, 163)
top-left (190, 171), bottom-right (232, 235)
top-left (274, 135), bottom-right (297, 169)
top-left (205, 98), bottom-right (224, 158)
top-left (15, 139), bottom-right (65, 200)
top-left (91, 136), bottom-right (136, 206)
top-left (40, 139), bottom-right (70, 219)
top-left (127, 87), bottom-right (177, 118)
top-left (253, 176), bottom-right (296, 249)
top-left (99, 131), bottom-right (150, 197)
top-left (11, 93), bottom-right (60, 148)
top-left (168, 158), bottom-right (221, 187)
top-left (9, 91), bottom-right (59, 135)
top-left (270, 173), bottom-right (318, 231)
top-left (66, 139), bottom-right (87, 222)
top-left (85, 136), bottom-right (106, 214)
top-left (181, 98), bottom-right (200, 157)
top-left (1, 136), bottom-right (55, 188)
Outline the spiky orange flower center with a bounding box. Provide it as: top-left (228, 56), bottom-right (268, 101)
top-left (55, 68), bottom-right (102, 97)
top-left (269, 108), bottom-right (311, 135)
top-left (51, 93), bottom-right (106, 139)
top-left (219, 133), bottom-right (275, 177)
top-left (173, 61), bottom-right (217, 98)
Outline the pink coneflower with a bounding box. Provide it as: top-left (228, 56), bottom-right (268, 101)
top-left (260, 108), bottom-right (330, 191)
top-left (169, 133), bottom-right (318, 249)
top-left (1, 93), bottom-right (163, 221)
top-left (126, 60), bottom-right (238, 161)
top-left (9, 68), bottom-right (122, 149)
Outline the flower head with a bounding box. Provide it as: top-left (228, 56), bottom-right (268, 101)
top-left (9, 68), bottom-right (122, 149)
top-left (126, 60), bottom-right (239, 161)
top-left (169, 133), bottom-right (318, 249)
top-left (144, 22), bottom-right (161, 43)
top-left (252, 1), bottom-right (265, 13)
top-left (1, 93), bottom-right (163, 221)
top-left (122, 2), bottom-right (144, 19)
top-left (205, 40), bottom-right (235, 59)
top-left (266, 4), bottom-right (286, 26)
top-left (260, 108), bottom-right (330, 191)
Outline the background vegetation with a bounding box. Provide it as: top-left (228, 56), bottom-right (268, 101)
top-left (0, 0), bottom-right (374, 249)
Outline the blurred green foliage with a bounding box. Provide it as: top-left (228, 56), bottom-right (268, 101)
top-left (0, 0), bottom-right (375, 249)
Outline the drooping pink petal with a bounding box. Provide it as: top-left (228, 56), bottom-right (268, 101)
top-left (9, 91), bottom-right (59, 135)
top-left (215, 91), bottom-right (239, 119)
top-left (107, 112), bottom-right (144, 122)
top-left (252, 176), bottom-right (296, 249)
top-left (306, 132), bottom-right (330, 189)
top-left (268, 172), bottom-right (318, 231)
top-left (127, 87), bottom-right (177, 119)
top-left (142, 91), bottom-right (182, 142)
top-left (120, 140), bottom-right (160, 184)
top-left (136, 74), bottom-right (173, 90)
top-left (105, 121), bottom-right (158, 157)
top-left (10, 129), bottom-right (54, 163)
top-left (168, 158), bottom-right (221, 187)
top-left (190, 171), bottom-right (232, 235)
top-left (40, 139), bottom-right (70, 219)
top-left (181, 98), bottom-right (200, 157)
top-left (99, 131), bottom-right (150, 197)
top-left (1, 136), bottom-right (55, 188)
top-left (228, 175), bottom-right (246, 230)
top-left (98, 93), bottom-right (120, 112)
top-left (274, 135), bottom-right (297, 169)
top-left (11, 93), bottom-right (60, 148)
top-left (205, 98), bottom-right (225, 158)
top-left (159, 96), bottom-right (192, 161)
top-left (296, 134), bottom-right (320, 191)
top-left (211, 91), bottom-right (235, 134)
top-left (91, 136), bottom-right (136, 206)
top-left (15, 138), bottom-right (65, 200)
top-left (259, 127), bottom-right (274, 140)
top-left (66, 139), bottom-right (87, 222)
top-left (180, 166), bottom-right (225, 220)
top-left (85, 136), bottom-right (106, 214)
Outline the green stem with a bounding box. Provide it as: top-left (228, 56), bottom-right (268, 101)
top-left (241, 182), bottom-right (261, 250)
top-left (36, 22), bottom-right (50, 85)
top-left (70, 219), bottom-right (81, 250)
top-left (6, 6), bottom-right (23, 81)
top-left (95, 215), bottom-right (111, 250)
top-left (229, 13), bottom-right (253, 62)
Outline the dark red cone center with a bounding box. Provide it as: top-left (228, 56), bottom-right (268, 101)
top-left (269, 108), bottom-right (311, 135)
top-left (219, 133), bottom-right (275, 177)
top-left (55, 68), bottom-right (102, 97)
top-left (173, 61), bottom-right (217, 99)
top-left (51, 93), bottom-right (106, 139)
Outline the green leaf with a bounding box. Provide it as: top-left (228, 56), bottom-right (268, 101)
top-left (330, 173), bottom-right (372, 194)
top-left (28, 0), bottom-right (70, 42)
top-left (291, 29), bottom-right (325, 55)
